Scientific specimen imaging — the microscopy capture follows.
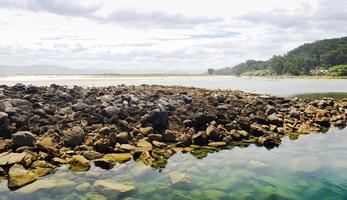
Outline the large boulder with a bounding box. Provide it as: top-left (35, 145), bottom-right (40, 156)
top-left (140, 107), bottom-right (168, 130)
top-left (12, 131), bottom-right (36, 147)
top-left (68, 155), bottom-right (91, 172)
top-left (63, 126), bottom-right (85, 146)
top-left (8, 164), bottom-right (38, 190)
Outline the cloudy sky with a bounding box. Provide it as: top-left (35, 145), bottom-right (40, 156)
top-left (0, 0), bottom-right (346, 73)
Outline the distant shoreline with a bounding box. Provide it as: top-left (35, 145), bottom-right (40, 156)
top-left (0, 74), bottom-right (346, 80)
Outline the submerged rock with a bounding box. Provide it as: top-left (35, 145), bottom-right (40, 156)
top-left (93, 180), bottom-right (135, 197)
top-left (16, 179), bottom-right (76, 194)
top-left (169, 171), bottom-right (192, 186)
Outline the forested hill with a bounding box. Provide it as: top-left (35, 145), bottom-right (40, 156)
top-left (214, 36), bottom-right (347, 76)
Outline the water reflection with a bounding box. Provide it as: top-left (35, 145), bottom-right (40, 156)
top-left (1, 127), bottom-right (347, 200)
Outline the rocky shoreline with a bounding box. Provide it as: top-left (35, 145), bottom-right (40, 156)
top-left (0, 84), bottom-right (346, 190)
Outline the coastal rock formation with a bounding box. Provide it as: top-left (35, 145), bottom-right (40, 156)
top-left (0, 83), bottom-right (346, 189)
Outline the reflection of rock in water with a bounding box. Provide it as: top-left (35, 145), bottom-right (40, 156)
top-left (0, 84), bottom-right (346, 190)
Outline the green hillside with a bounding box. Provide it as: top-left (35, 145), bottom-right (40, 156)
top-left (214, 36), bottom-right (347, 76)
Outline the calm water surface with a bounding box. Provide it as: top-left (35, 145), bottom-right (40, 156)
top-left (0, 75), bottom-right (346, 199)
top-left (0, 128), bottom-right (346, 200)
top-left (0, 75), bottom-right (346, 96)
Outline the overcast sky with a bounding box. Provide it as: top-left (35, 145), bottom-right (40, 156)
top-left (0, 0), bottom-right (346, 73)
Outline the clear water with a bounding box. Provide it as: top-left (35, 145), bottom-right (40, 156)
top-left (0, 128), bottom-right (346, 200)
top-left (0, 75), bottom-right (346, 199)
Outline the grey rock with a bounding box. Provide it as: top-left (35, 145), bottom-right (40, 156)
top-left (12, 131), bottom-right (36, 147)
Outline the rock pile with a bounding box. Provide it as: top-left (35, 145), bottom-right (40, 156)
top-left (0, 83), bottom-right (346, 189)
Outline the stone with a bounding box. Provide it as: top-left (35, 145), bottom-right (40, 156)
top-left (116, 132), bottom-right (130, 144)
top-left (83, 192), bottom-right (107, 200)
top-left (138, 151), bottom-right (155, 166)
top-left (289, 110), bottom-right (300, 119)
top-left (94, 159), bottom-right (115, 170)
top-left (68, 155), bottom-right (91, 172)
top-left (192, 113), bottom-right (216, 129)
top-left (255, 110), bottom-right (268, 124)
top-left (162, 130), bottom-right (177, 142)
top-left (93, 138), bottom-right (113, 153)
top-left (117, 144), bottom-right (136, 151)
top-left (140, 107), bottom-right (168, 130)
top-left (206, 125), bottom-right (220, 141)
top-left (63, 126), bottom-right (85, 146)
top-left (250, 124), bottom-right (267, 136)
top-left (75, 182), bottom-right (91, 192)
top-left (82, 151), bottom-right (103, 160)
top-left (169, 171), bottom-right (192, 186)
top-left (192, 131), bottom-right (207, 146)
top-left (99, 127), bottom-right (112, 135)
top-left (0, 111), bottom-right (8, 124)
top-left (208, 141), bottom-right (227, 147)
top-left (0, 139), bottom-right (11, 153)
top-left (8, 164), bottom-right (38, 190)
top-left (72, 102), bottom-right (89, 111)
top-left (102, 106), bottom-right (119, 117)
top-left (139, 127), bottom-right (153, 136)
top-left (103, 153), bottom-right (132, 163)
top-left (94, 180), bottom-right (135, 197)
top-left (148, 134), bottom-right (162, 142)
top-left (267, 114), bottom-right (283, 126)
top-left (238, 117), bottom-right (251, 131)
top-left (12, 131), bottom-right (36, 147)
top-left (0, 152), bottom-right (27, 166)
top-left (136, 139), bottom-right (153, 151)
top-left (16, 179), bottom-right (76, 194)
top-left (266, 105), bottom-right (277, 115)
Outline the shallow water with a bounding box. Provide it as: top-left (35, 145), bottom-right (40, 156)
top-left (0, 128), bottom-right (346, 200)
top-left (0, 75), bottom-right (346, 97)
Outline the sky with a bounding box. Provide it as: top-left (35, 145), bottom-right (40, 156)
top-left (0, 0), bottom-right (346, 73)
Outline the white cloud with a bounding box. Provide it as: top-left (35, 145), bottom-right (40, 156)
top-left (0, 0), bottom-right (346, 73)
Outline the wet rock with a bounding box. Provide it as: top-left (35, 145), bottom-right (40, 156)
top-left (82, 151), bottom-right (103, 160)
top-left (68, 155), bottom-right (91, 172)
top-left (177, 134), bottom-right (191, 147)
top-left (148, 134), bottom-right (162, 142)
top-left (117, 144), bottom-right (136, 152)
top-left (102, 106), bottom-right (119, 117)
top-left (0, 111), bottom-right (8, 124)
top-left (208, 141), bottom-right (227, 147)
top-left (99, 127), bottom-right (112, 135)
top-left (12, 131), bottom-right (36, 147)
top-left (162, 130), bottom-right (177, 142)
top-left (140, 107), bottom-right (168, 130)
top-left (206, 125), bottom-right (220, 141)
top-left (315, 117), bottom-right (330, 127)
top-left (192, 131), bottom-right (207, 146)
top-left (0, 152), bottom-right (27, 166)
top-left (94, 180), bottom-right (135, 197)
top-left (138, 151), bottom-right (155, 166)
top-left (238, 117), bottom-right (251, 131)
top-left (8, 164), bottom-right (38, 190)
top-left (255, 110), bottom-right (268, 124)
top-left (192, 113), bottom-right (216, 129)
top-left (94, 138), bottom-right (113, 153)
top-left (289, 110), bottom-right (300, 119)
top-left (267, 114), bottom-right (283, 126)
top-left (266, 105), bottom-right (277, 115)
top-left (94, 159), bottom-right (115, 170)
top-left (258, 136), bottom-right (281, 149)
top-left (72, 102), bottom-right (89, 112)
top-left (116, 132), bottom-right (130, 144)
top-left (139, 127), bottom-right (153, 136)
top-left (103, 153), bottom-right (132, 163)
top-left (63, 126), bottom-right (85, 146)
top-left (136, 139), bottom-right (153, 151)
top-left (250, 124), bottom-right (267, 136)
top-left (0, 139), bottom-right (11, 153)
